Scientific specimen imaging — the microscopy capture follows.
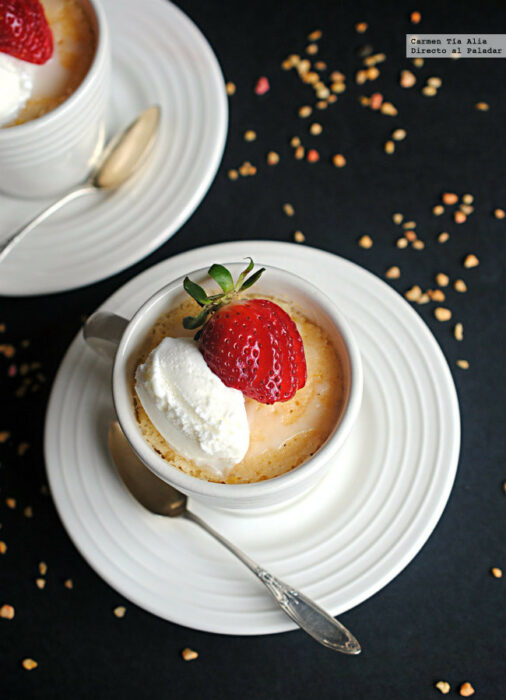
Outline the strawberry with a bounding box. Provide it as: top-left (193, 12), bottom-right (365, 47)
top-left (0, 0), bottom-right (53, 65)
top-left (183, 259), bottom-right (307, 404)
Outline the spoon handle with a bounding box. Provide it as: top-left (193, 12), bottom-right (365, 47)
top-left (0, 184), bottom-right (95, 263)
top-left (182, 509), bottom-right (361, 654)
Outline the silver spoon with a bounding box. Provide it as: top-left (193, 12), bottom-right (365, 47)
top-left (108, 421), bottom-right (361, 655)
top-left (0, 105), bottom-right (160, 263)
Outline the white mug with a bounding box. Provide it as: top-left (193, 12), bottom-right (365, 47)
top-left (0, 0), bottom-right (110, 199)
top-left (84, 264), bottom-right (363, 511)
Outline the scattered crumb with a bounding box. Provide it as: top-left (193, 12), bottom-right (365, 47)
top-left (181, 648), bottom-right (198, 661)
top-left (410, 11), bottom-right (421, 24)
top-left (0, 431), bottom-right (10, 443)
top-left (442, 192), bottom-right (458, 205)
top-left (433, 205), bottom-right (444, 216)
top-left (225, 82), bottom-right (236, 96)
top-left (427, 76), bottom-right (442, 89)
top-left (6, 498), bottom-right (16, 509)
top-left (113, 606), bottom-right (126, 618)
top-left (475, 102), bottom-right (489, 111)
top-left (332, 153), bottom-right (346, 168)
top-left (454, 323), bottom-right (464, 341)
top-left (429, 289), bottom-right (445, 302)
top-left (454, 210), bottom-right (466, 224)
top-left (64, 579), bottom-right (74, 589)
top-left (228, 169), bottom-right (238, 181)
top-left (23, 506), bottom-right (33, 518)
top-left (384, 140), bottom-right (395, 154)
top-left (380, 101), bottom-right (397, 116)
top-left (405, 285), bottom-right (422, 302)
top-left (38, 562), bottom-right (47, 576)
top-left (244, 130), bottom-right (256, 142)
top-left (298, 105), bottom-right (312, 118)
top-left (435, 681), bottom-right (451, 695)
top-left (0, 541), bottom-right (7, 554)
top-left (283, 203), bottom-right (295, 217)
top-left (494, 208), bottom-right (505, 219)
top-left (491, 567), bottom-right (503, 578)
top-left (462, 194), bottom-right (474, 204)
top-left (392, 129), bottom-right (406, 141)
top-left (0, 604), bottom-right (15, 619)
top-left (290, 136), bottom-right (301, 148)
top-left (294, 145), bottom-right (305, 160)
top-left (294, 230), bottom-right (305, 243)
top-left (385, 266), bottom-right (401, 279)
top-left (436, 273), bottom-right (449, 287)
top-left (457, 360), bottom-right (470, 370)
top-left (463, 254), bottom-right (479, 268)
top-left (308, 29), bottom-right (322, 41)
top-left (434, 307), bottom-right (452, 322)
top-left (459, 682), bottom-right (475, 697)
top-left (358, 235), bottom-right (373, 249)
top-left (266, 151), bottom-right (280, 165)
top-left (397, 237), bottom-right (408, 248)
top-left (306, 149), bottom-right (320, 163)
top-left (355, 22), bottom-right (368, 33)
top-left (35, 578), bottom-right (46, 589)
top-left (22, 658), bottom-right (38, 671)
top-left (412, 240), bottom-right (424, 250)
top-left (254, 76), bottom-right (270, 95)
top-left (393, 213), bottom-right (403, 224)
top-left (309, 122), bottom-right (323, 135)
top-left (17, 442), bottom-right (29, 456)
top-left (400, 70), bottom-right (416, 88)
top-left (422, 85), bottom-right (437, 97)
top-left (454, 279), bottom-right (467, 292)
top-left (438, 232), bottom-right (450, 243)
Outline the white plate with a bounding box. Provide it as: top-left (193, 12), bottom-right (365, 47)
top-left (0, 0), bottom-right (227, 296)
top-left (44, 241), bottom-right (460, 635)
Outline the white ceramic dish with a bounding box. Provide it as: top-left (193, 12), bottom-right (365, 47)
top-left (85, 264), bottom-right (363, 510)
top-left (44, 241), bottom-right (461, 635)
top-left (0, 0), bottom-right (227, 296)
top-left (0, 0), bottom-right (110, 198)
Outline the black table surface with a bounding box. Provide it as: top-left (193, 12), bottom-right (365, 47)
top-left (1, 1), bottom-right (505, 698)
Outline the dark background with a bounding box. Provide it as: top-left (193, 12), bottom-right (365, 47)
top-left (1, 0), bottom-right (505, 697)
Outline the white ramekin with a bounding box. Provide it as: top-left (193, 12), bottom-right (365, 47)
top-left (84, 264), bottom-right (363, 511)
top-left (0, 0), bottom-right (110, 199)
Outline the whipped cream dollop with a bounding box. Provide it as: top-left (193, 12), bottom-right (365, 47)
top-left (0, 54), bottom-right (33, 126)
top-left (135, 337), bottom-right (249, 476)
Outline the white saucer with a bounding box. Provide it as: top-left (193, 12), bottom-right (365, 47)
top-left (0, 0), bottom-right (227, 296)
top-left (44, 241), bottom-right (460, 635)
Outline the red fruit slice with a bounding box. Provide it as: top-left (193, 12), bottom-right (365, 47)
top-left (0, 0), bottom-right (53, 65)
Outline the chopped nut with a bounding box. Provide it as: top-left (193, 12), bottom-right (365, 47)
top-left (494, 208), bottom-right (505, 219)
top-left (283, 203), bottom-right (295, 217)
top-left (298, 105), bottom-right (312, 118)
top-left (308, 29), bottom-right (322, 41)
top-left (491, 567), bottom-right (503, 578)
top-left (306, 149), bottom-right (320, 163)
top-left (294, 230), bottom-right (305, 243)
top-left (400, 70), bottom-right (416, 88)
top-left (410, 11), bottom-right (421, 23)
top-left (397, 237), bottom-right (408, 248)
top-left (418, 293), bottom-right (430, 304)
top-left (38, 562), bottom-right (47, 576)
top-left (393, 213), bottom-right (403, 224)
top-left (294, 145), bottom-right (305, 160)
top-left (454, 210), bottom-right (466, 224)
top-left (22, 658), bottom-right (38, 671)
top-left (0, 604), bottom-right (15, 619)
top-left (459, 682), bottom-right (475, 697)
top-left (434, 307), bottom-right (452, 322)
top-left (429, 290), bottom-right (445, 302)
top-left (405, 285), bottom-right (422, 302)
top-left (462, 194), bottom-right (474, 204)
top-left (392, 128), bottom-right (407, 141)
top-left (427, 76), bottom-right (442, 88)
top-left (384, 140), bottom-right (395, 154)
top-left (6, 498), bottom-right (16, 509)
top-left (355, 22), bottom-right (368, 33)
top-left (244, 130), bottom-right (256, 142)
top-left (457, 359), bottom-right (470, 369)
top-left (306, 43), bottom-right (318, 55)
top-left (436, 273), bottom-right (449, 287)
top-left (254, 76), bottom-right (270, 95)
top-left (463, 254), bottom-right (479, 268)
top-left (266, 151), bottom-right (280, 166)
top-left (358, 235), bottom-right (373, 249)
top-left (225, 82), bottom-right (236, 96)
top-left (475, 101), bottom-right (489, 111)
top-left (422, 85), bottom-right (437, 97)
top-left (438, 232), bottom-right (450, 243)
top-left (412, 240), bottom-right (425, 250)
top-left (35, 578), bottom-right (46, 589)
top-left (442, 192), bottom-right (458, 205)
top-left (435, 681), bottom-right (451, 694)
top-left (366, 66), bottom-right (380, 81)
top-left (227, 169), bottom-right (238, 181)
top-left (454, 279), bottom-right (467, 292)
top-left (113, 606), bottom-right (126, 618)
top-left (385, 266), bottom-right (401, 279)
top-left (454, 323), bottom-right (464, 341)
top-left (433, 205), bottom-right (445, 216)
top-left (309, 122), bottom-right (323, 135)
top-left (64, 578), bottom-right (73, 589)
top-left (332, 153), bottom-right (346, 168)
top-left (380, 101), bottom-right (397, 116)
top-left (0, 541), bottom-right (6, 554)
top-left (290, 136), bottom-right (301, 148)
top-left (181, 648), bottom-right (198, 661)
